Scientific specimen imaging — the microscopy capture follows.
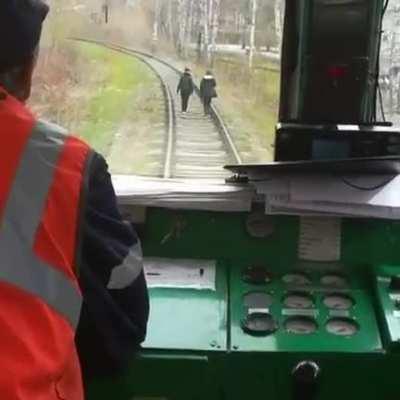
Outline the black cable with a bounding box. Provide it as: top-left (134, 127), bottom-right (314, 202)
top-left (339, 175), bottom-right (395, 191)
top-left (383, 0), bottom-right (390, 15)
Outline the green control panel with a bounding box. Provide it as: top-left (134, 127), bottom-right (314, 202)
top-left (231, 266), bottom-right (381, 353)
top-left (88, 207), bottom-right (400, 400)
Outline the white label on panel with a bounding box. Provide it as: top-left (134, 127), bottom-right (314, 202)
top-left (298, 217), bottom-right (341, 262)
top-left (144, 258), bottom-right (216, 290)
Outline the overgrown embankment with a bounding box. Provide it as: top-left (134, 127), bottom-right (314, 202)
top-left (31, 41), bottom-right (164, 175)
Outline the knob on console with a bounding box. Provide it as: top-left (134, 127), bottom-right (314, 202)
top-left (292, 361), bottom-right (321, 400)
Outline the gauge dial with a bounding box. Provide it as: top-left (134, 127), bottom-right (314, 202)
top-left (241, 313), bottom-right (277, 336)
top-left (242, 266), bottom-right (272, 285)
top-left (282, 273), bottom-right (311, 286)
top-left (243, 291), bottom-right (273, 309)
top-left (285, 317), bottom-right (318, 335)
top-left (283, 292), bottom-right (314, 309)
top-left (326, 318), bottom-right (359, 336)
top-left (321, 274), bottom-right (348, 288)
top-left (323, 294), bottom-right (354, 310)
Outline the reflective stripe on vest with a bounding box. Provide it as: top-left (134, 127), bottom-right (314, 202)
top-left (107, 241), bottom-right (144, 290)
top-left (0, 121), bottom-right (82, 328)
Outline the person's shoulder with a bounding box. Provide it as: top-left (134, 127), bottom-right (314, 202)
top-left (87, 152), bottom-right (111, 188)
top-left (36, 119), bottom-right (92, 148)
top-left (36, 119), bottom-right (68, 136)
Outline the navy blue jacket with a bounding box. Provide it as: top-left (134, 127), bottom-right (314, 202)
top-left (76, 153), bottom-right (149, 381)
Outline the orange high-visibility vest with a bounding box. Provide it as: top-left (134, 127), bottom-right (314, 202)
top-left (0, 87), bottom-right (92, 399)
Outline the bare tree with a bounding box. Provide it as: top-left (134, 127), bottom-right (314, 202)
top-left (200, 0), bottom-right (210, 63)
top-left (185, 0), bottom-right (195, 55)
top-left (274, 0), bottom-right (283, 52)
top-left (167, 0), bottom-right (174, 41)
top-left (152, 0), bottom-right (160, 47)
top-left (176, 0), bottom-right (188, 56)
top-left (249, 0), bottom-right (257, 68)
top-left (210, 0), bottom-right (221, 65)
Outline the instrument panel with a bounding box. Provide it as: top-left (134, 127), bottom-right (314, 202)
top-left (231, 265), bottom-right (381, 353)
top-left (88, 206), bottom-right (400, 400)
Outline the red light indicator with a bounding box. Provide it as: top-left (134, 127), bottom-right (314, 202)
top-left (327, 65), bottom-right (348, 80)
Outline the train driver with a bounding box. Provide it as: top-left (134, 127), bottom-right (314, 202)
top-left (0, 0), bottom-right (149, 398)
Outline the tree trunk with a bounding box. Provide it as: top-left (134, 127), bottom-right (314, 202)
top-left (201, 0), bottom-right (210, 63)
top-left (185, 0), bottom-right (195, 57)
top-left (249, 0), bottom-right (257, 69)
top-left (390, 32), bottom-right (396, 113)
top-left (177, 0), bottom-right (188, 57)
top-left (194, 2), bottom-right (203, 62)
top-left (274, 0), bottom-right (283, 52)
top-left (152, 0), bottom-right (160, 51)
top-left (210, 0), bottom-right (220, 67)
top-left (397, 73), bottom-right (400, 113)
top-left (167, 0), bottom-right (174, 42)
top-left (240, 13), bottom-right (246, 49)
top-left (208, 0), bottom-right (213, 30)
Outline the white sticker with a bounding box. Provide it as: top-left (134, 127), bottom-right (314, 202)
top-left (144, 258), bottom-right (216, 290)
top-left (298, 217), bottom-right (341, 262)
top-left (282, 309), bottom-right (318, 318)
top-left (248, 308), bottom-right (270, 314)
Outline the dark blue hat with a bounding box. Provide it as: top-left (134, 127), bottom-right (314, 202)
top-left (0, 0), bottom-right (49, 72)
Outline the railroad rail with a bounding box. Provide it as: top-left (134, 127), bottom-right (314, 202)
top-left (72, 38), bottom-right (242, 179)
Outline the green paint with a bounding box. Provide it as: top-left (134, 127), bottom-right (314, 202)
top-left (230, 266), bottom-right (381, 353)
top-left (144, 264), bottom-right (228, 351)
top-left (87, 208), bottom-right (400, 400)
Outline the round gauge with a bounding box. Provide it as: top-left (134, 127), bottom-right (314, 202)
top-left (243, 291), bottom-right (273, 309)
top-left (242, 266), bottom-right (272, 285)
top-left (246, 213), bottom-right (275, 238)
top-left (285, 316), bottom-right (318, 335)
top-left (241, 313), bottom-right (278, 336)
top-left (326, 318), bottom-right (359, 336)
top-left (283, 292), bottom-right (314, 309)
top-left (321, 274), bottom-right (348, 288)
top-left (323, 294), bottom-right (354, 310)
top-left (282, 273), bottom-right (311, 286)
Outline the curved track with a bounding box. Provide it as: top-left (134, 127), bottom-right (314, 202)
top-left (73, 38), bottom-right (242, 179)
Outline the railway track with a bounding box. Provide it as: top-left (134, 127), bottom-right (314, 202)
top-left (73, 38), bottom-right (242, 179)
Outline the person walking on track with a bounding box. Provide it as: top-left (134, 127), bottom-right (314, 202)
top-left (200, 70), bottom-right (218, 116)
top-left (177, 67), bottom-right (194, 113)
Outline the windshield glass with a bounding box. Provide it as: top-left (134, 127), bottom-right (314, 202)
top-left (30, 0), bottom-right (282, 178)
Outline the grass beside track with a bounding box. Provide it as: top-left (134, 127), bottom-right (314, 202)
top-left (76, 42), bottom-right (162, 169)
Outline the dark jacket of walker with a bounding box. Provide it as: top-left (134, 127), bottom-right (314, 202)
top-left (177, 72), bottom-right (194, 96)
top-left (200, 75), bottom-right (217, 99)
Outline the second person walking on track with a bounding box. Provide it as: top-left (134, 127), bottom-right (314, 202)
top-left (177, 67), bottom-right (194, 114)
top-left (200, 70), bottom-right (218, 116)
